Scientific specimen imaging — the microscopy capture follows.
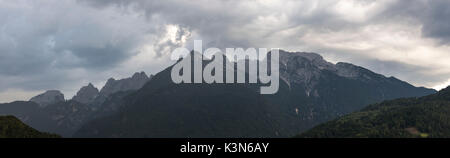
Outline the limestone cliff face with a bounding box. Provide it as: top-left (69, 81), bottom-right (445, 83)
top-left (72, 83), bottom-right (99, 104)
top-left (29, 90), bottom-right (65, 107)
top-left (74, 51), bottom-right (436, 138)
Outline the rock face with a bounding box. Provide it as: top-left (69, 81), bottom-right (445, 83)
top-left (72, 83), bottom-right (99, 104)
top-left (0, 115), bottom-right (60, 138)
top-left (280, 51), bottom-right (383, 86)
top-left (0, 100), bottom-right (93, 137)
top-left (99, 72), bottom-right (150, 97)
top-left (29, 90), bottom-right (65, 107)
top-left (74, 51), bottom-right (436, 138)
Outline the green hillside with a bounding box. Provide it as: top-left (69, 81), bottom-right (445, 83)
top-left (298, 86), bottom-right (450, 138)
top-left (0, 115), bottom-right (60, 138)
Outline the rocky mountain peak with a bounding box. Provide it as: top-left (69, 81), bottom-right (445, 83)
top-left (107, 78), bottom-right (116, 82)
top-left (72, 83), bottom-right (99, 104)
top-left (132, 71), bottom-right (148, 79)
top-left (29, 90), bottom-right (65, 107)
top-left (277, 50), bottom-right (394, 96)
top-left (278, 51), bottom-right (334, 86)
top-left (99, 72), bottom-right (151, 97)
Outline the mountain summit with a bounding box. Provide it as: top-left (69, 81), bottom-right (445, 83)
top-left (74, 51), bottom-right (435, 138)
top-left (72, 83), bottom-right (99, 104)
top-left (99, 72), bottom-right (150, 97)
top-left (298, 86), bottom-right (450, 138)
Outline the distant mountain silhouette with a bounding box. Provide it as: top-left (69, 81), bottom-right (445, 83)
top-left (29, 90), bottom-right (65, 107)
top-left (72, 83), bottom-right (99, 104)
top-left (0, 115), bottom-right (60, 138)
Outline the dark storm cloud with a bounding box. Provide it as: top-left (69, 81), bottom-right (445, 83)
top-left (376, 0), bottom-right (450, 45)
top-left (0, 0), bottom-right (159, 101)
top-left (1, 0), bottom-right (450, 102)
top-left (0, 1), bottom-right (129, 75)
top-left (421, 0), bottom-right (450, 45)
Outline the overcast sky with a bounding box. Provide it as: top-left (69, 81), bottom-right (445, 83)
top-left (1, 0), bottom-right (450, 103)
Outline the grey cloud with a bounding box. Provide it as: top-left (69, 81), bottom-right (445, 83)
top-left (1, 0), bottom-right (450, 102)
top-left (55, 45), bottom-right (131, 69)
top-left (79, 0), bottom-right (261, 48)
top-left (376, 0), bottom-right (450, 45)
top-left (59, 0), bottom-right (450, 47)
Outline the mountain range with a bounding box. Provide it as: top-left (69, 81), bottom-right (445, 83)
top-left (0, 72), bottom-right (151, 137)
top-left (0, 50), bottom-right (438, 138)
top-left (73, 50), bottom-right (435, 137)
